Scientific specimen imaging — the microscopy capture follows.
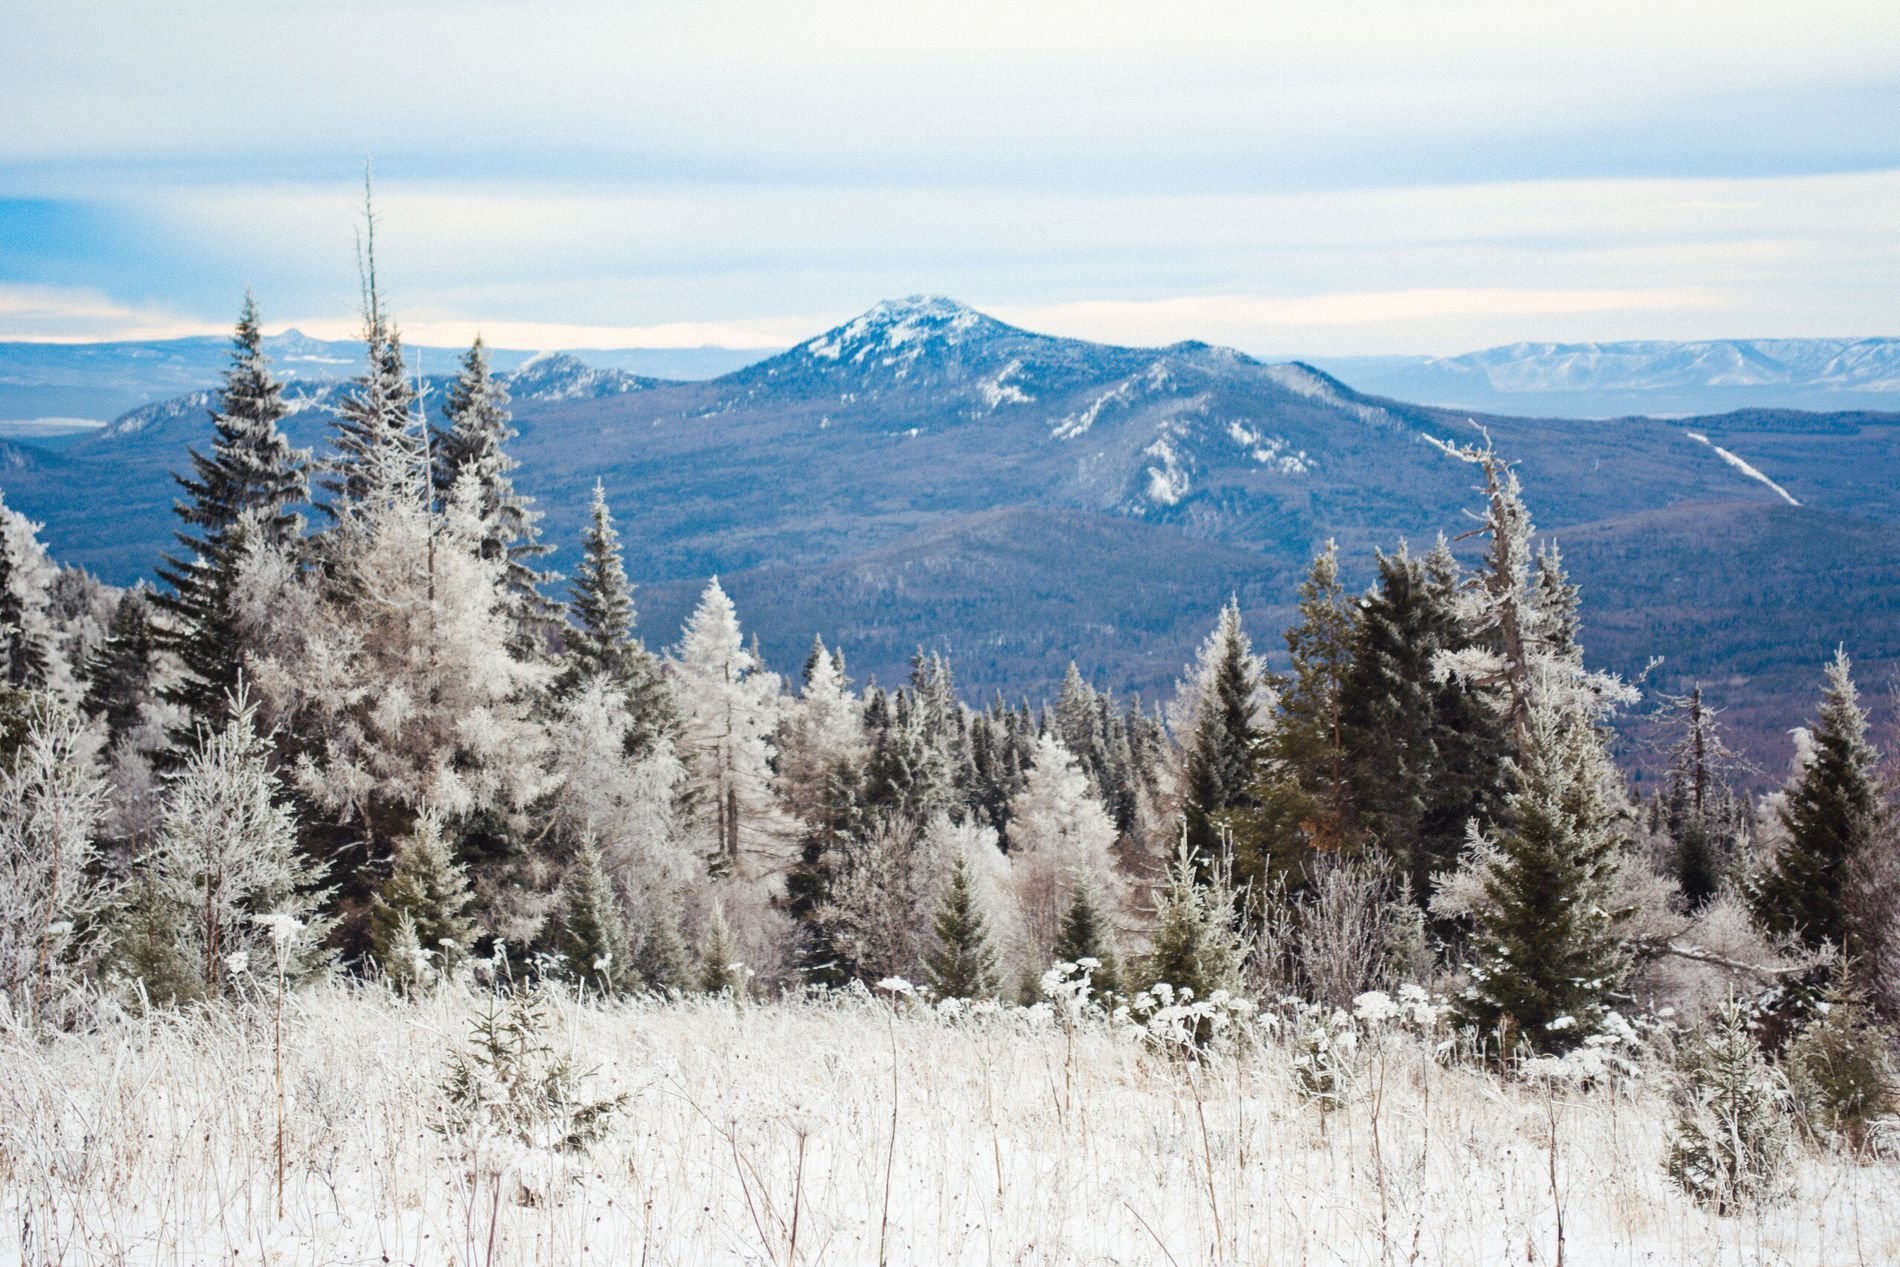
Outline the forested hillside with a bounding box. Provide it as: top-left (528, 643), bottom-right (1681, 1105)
top-left (3, 297), bottom-right (1895, 776)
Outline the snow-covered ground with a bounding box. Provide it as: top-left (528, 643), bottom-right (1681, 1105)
top-left (4, 984), bottom-right (1896, 1265)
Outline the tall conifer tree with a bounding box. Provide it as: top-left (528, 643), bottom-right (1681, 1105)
top-left (1182, 598), bottom-right (1266, 877)
top-left (433, 337), bottom-right (556, 650)
top-left (923, 851), bottom-right (1000, 999)
top-left (1753, 651), bottom-right (1882, 955)
top-left (563, 483), bottom-right (669, 746)
top-left (155, 294), bottom-right (309, 735)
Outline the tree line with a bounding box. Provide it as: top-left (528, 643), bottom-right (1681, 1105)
top-left (1, 262), bottom-right (1895, 1062)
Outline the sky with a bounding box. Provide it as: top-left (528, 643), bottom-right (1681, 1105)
top-left (3, 0), bottom-right (1899, 356)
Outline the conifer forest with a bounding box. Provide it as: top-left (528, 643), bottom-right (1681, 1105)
top-left (7, 5), bottom-right (1900, 1260)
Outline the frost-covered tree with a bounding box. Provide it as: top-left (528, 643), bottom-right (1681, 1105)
top-left (778, 638), bottom-right (868, 826)
top-left (1139, 838), bottom-right (1247, 1002)
top-left (432, 336), bottom-right (556, 651)
top-left (260, 474), bottom-right (552, 873)
top-left (156, 294), bottom-right (310, 739)
top-left (864, 652), bottom-right (969, 824)
top-left (1445, 711), bottom-right (1630, 1052)
top-left (1007, 734), bottom-right (1121, 967)
top-left (670, 578), bottom-right (780, 876)
top-left (699, 901), bottom-right (741, 994)
top-left (1430, 446), bottom-right (1637, 1052)
top-left (0, 493), bottom-right (60, 694)
top-left (145, 690), bottom-right (329, 996)
top-left (1751, 651), bottom-right (1883, 958)
top-left (1666, 998), bottom-right (1791, 1210)
top-left (544, 678), bottom-right (695, 934)
top-left (562, 484), bottom-right (668, 741)
top-left (634, 891), bottom-right (694, 993)
top-left (1657, 685), bottom-right (1747, 911)
top-left (0, 698), bottom-right (109, 1025)
top-left (368, 810), bottom-right (475, 987)
top-left (320, 203), bottom-right (422, 513)
top-left (923, 849), bottom-right (1000, 1000)
top-left (1177, 597), bottom-right (1270, 876)
top-left (823, 815), bottom-right (933, 984)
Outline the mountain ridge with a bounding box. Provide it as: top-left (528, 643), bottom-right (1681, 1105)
top-left (1, 297), bottom-right (1895, 771)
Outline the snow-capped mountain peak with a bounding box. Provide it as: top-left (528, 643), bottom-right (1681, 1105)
top-left (799, 296), bottom-right (1001, 364)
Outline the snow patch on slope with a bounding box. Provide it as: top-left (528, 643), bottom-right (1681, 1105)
top-left (1686, 432), bottom-right (1801, 507)
top-left (1054, 381), bottom-right (1136, 439)
top-left (1141, 421), bottom-right (1194, 506)
top-left (979, 360), bottom-right (1034, 409)
top-left (1225, 420), bottom-right (1312, 474)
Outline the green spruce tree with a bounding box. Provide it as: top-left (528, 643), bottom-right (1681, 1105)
top-left (635, 891), bottom-right (694, 994)
top-left (1140, 839), bottom-right (1247, 1001)
top-left (699, 901), bottom-right (741, 994)
top-left (562, 482), bottom-right (670, 749)
top-left (1458, 711), bottom-right (1628, 1053)
top-left (1753, 650), bottom-right (1882, 955)
top-left (154, 295), bottom-right (310, 740)
top-left (1338, 542), bottom-right (1503, 909)
top-left (1051, 881), bottom-right (1121, 999)
top-left (922, 851), bottom-right (1000, 1000)
top-left (368, 811), bottom-right (476, 986)
top-left (1182, 598), bottom-right (1265, 879)
top-left (554, 840), bottom-right (630, 993)
top-left (81, 587), bottom-right (161, 751)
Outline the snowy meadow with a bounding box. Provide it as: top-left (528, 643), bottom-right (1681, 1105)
top-left (5, 980), bottom-right (1898, 1267)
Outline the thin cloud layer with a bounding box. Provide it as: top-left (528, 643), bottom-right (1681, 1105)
top-left (2, 2), bottom-right (1897, 350)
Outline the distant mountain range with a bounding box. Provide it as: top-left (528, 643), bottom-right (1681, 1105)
top-left (0, 331), bottom-right (764, 427)
top-left (2, 297), bottom-right (1896, 773)
top-left (10, 327), bottom-right (1900, 431)
top-left (1311, 338), bottom-right (1900, 418)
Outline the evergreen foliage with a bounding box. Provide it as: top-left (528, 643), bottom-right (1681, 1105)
top-left (320, 198), bottom-right (422, 514)
top-left (1338, 542), bottom-right (1502, 908)
top-left (563, 483), bottom-right (668, 740)
top-left (81, 587), bottom-right (160, 750)
top-left (1246, 547), bottom-right (1368, 892)
top-left (1786, 972), bottom-right (1897, 1153)
top-left (1752, 650), bottom-right (1882, 955)
top-left (145, 688), bottom-right (330, 996)
top-left (1051, 882), bottom-right (1120, 1000)
top-left (1181, 598), bottom-right (1266, 877)
top-left (699, 901), bottom-right (741, 994)
top-left (1665, 999), bottom-right (1791, 1211)
top-left (0, 697), bottom-right (110, 1024)
top-left (1140, 839), bottom-right (1247, 1002)
top-left (553, 840), bottom-right (630, 994)
top-left (154, 295), bottom-right (310, 737)
top-left (368, 810), bottom-right (476, 988)
top-left (923, 850), bottom-right (1000, 1000)
top-left (1455, 717), bottom-right (1629, 1052)
top-left (0, 494), bottom-right (56, 692)
top-left (635, 893), bottom-right (695, 994)
top-left (1434, 446), bottom-right (1636, 1054)
top-left (434, 336), bottom-right (557, 652)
